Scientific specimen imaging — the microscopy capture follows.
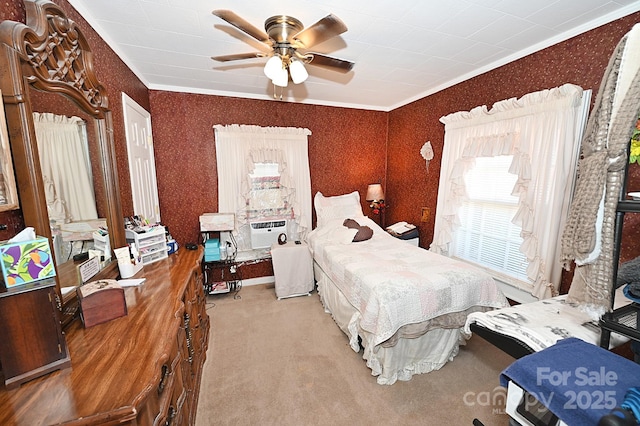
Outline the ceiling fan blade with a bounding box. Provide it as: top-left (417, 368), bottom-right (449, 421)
top-left (292, 14), bottom-right (347, 49)
top-left (212, 10), bottom-right (272, 45)
top-left (305, 53), bottom-right (354, 73)
top-left (211, 52), bottom-right (266, 62)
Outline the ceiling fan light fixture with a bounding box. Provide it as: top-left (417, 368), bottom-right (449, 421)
top-left (289, 59), bottom-right (308, 84)
top-left (271, 66), bottom-right (289, 87)
top-left (264, 55), bottom-right (284, 80)
top-left (212, 10), bottom-right (355, 95)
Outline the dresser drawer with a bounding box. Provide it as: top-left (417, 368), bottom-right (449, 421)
top-left (136, 339), bottom-right (181, 426)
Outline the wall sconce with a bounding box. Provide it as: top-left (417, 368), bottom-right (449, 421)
top-left (366, 184), bottom-right (385, 215)
top-left (421, 141), bottom-right (434, 171)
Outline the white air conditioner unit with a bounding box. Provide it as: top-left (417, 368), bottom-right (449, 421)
top-left (250, 220), bottom-right (287, 249)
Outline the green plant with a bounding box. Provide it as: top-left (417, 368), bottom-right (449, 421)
top-left (630, 116), bottom-right (640, 164)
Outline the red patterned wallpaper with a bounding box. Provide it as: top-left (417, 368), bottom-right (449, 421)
top-left (388, 12), bottom-right (640, 293)
top-left (0, 0), bottom-right (25, 22)
top-left (0, 0), bottom-right (149, 240)
top-left (388, 12), bottom-right (640, 244)
top-left (2, 1), bottom-right (640, 287)
top-left (62, 3), bottom-right (150, 220)
top-left (148, 91), bottom-right (387, 246)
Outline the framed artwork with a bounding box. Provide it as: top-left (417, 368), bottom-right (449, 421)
top-left (0, 90), bottom-right (19, 211)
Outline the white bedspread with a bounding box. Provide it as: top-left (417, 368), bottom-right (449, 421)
top-left (308, 217), bottom-right (509, 347)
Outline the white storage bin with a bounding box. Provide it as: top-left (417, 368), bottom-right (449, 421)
top-left (93, 231), bottom-right (111, 260)
top-left (125, 226), bottom-right (168, 266)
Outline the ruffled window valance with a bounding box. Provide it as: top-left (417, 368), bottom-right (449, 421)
top-left (432, 84), bottom-right (590, 299)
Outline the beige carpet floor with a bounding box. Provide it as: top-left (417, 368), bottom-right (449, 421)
top-left (195, 284), bottom-right (515, 426)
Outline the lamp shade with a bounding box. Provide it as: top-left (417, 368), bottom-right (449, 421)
top-left (289, 59), bottom-right (308, 84)
top-left (264, 55), bottom-right (284, 80)
top-left (366, 184), bottom-right (384, 201)
top-left (271, 67), bottom-right (289, 87)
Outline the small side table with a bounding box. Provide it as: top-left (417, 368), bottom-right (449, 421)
top-left (202, 259), bottom-right (242, 298)
top-left (0, 278), bottom-right (71, 388)
top-left (271, 241), bottom-right (314, 300)
top-left (387, 226), bottom-right (419, 246)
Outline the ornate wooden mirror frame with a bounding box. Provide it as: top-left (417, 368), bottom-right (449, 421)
top-left (0, 0), bottom-right (126, 323)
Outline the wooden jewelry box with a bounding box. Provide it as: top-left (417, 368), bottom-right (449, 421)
top-left (77, 280), bottom-right (127, 328)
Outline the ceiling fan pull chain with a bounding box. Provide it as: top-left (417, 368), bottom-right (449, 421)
top-left (271, 83), bottom-right (284, 100)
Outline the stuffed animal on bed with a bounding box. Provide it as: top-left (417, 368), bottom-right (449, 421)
top-left (343, 219), bottom-right (373, 242)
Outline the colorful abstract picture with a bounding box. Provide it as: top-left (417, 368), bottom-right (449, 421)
top-left (0, 238), bottom-right (56, 287)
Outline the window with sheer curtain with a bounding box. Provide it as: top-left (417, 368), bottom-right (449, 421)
top-left (214, 125), bottom-right (311, 255)
top-left (248, 163), bottom-right (286, 214)
top-left (431, 84), bottom-right (590, 300)
top-left (452, 155), bottom-right (529, 284)
top-left (32, 112), bottom-right (97, 224)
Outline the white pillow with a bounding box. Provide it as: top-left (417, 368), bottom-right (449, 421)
top-left (314, 191), bottom-right (365, 228)
top-left (335, 227), bottom-right (358, 244)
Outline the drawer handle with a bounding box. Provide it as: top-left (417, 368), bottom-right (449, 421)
top-left (158, 364), bottom-right (170, 394)
top-left (165, 405), bottom-right (176, 426)
top-left (184, 313), bottom-right (194, 363)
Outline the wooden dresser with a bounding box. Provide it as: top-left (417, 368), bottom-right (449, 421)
top-left (0, 247), bottom-right (210, 425)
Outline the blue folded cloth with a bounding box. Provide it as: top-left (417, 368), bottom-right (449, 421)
top-left (623, 283), bottom-right (640, 303)
top-left (501, 338), bottom-right (640, 426)
top-left (621, 387), bottom-right (640, 421)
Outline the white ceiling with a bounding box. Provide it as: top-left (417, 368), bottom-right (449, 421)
top-left (67, 0), bottom-right (640, 111)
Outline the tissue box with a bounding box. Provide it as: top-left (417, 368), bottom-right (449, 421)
top-left (77, 279), bottom-right (127, 328)
top-left (204, 238), bottom-right (221, 262)
top-left (0, 237), bottom-right (56, 288)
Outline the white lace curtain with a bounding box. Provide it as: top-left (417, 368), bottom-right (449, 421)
top-left (245, 148), bottom-right (296, 214)
top-left (214, 124), bottom-right (312, 249)
top-left (432, 84), bottom-right (589, 299)
top-left (33, 112), bottom-right (97, 224)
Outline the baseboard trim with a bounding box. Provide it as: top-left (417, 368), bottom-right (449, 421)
top-left (495, 280), bottom-right (538, 304)
top-left (241, 276), bottom-right (275, 287)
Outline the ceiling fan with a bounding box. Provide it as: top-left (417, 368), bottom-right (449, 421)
top-left (211, 10), bottom-right (355, 88)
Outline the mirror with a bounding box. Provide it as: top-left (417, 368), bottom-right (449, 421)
top-left (0, 0), bottom-right (126, 325)
top-left (29, 88), bottom-right (111, 290)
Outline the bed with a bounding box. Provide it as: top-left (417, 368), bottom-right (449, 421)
top-left (307, 191), bottom-right (509, 385)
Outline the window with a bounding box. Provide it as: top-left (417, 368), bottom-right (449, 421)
top-left (432, 84), bottom-right (590, 299)
top-left (214, 125), bottom-right (312, 257)
top-left (247, 162), bottom-right (292, 218)
top-left (33, 112), bottom-right (96, 223)
top-left (451, 156), bottom-right (528, 284)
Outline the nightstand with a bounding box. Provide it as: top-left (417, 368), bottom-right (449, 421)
top-left (271, 241), bottom-right (314, 300)
top-left (387, 225), bottom-right (419, 246)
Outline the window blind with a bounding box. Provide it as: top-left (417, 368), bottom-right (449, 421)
top-left (451, 156), bottom-right (528, 282)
